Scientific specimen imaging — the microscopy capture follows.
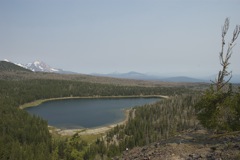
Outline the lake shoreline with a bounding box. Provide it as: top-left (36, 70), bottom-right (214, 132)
top-left (50, 109), bottom-right (132, 136)
top-left (21, 95), bottom-right (168, 136)
top-left (19, 95), bottom-right (169, 109)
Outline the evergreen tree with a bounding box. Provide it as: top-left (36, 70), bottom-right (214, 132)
top-left (196, 18), bottom-right (240, 131)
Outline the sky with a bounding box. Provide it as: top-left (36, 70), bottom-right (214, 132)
top-left (1, 0), bottom-right (240, 77)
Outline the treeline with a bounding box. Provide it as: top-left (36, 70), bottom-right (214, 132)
top-left (0, 79), bottom-right (189, 107)
top-left (82, 94), bottom-right (200, 159)
top-left (0, 78), bottom-right (190, 159)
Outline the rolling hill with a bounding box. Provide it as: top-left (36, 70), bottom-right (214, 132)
top-left (0, 61), bottom-right (32, 72)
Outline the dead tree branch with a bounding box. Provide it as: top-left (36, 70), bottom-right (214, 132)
top-left (212, 18), bottom-right (240, 91)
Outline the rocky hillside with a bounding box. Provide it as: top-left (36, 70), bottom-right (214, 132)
top-left (114, 129), bottom-right (240, 160)
top-left (0, 61), bottom-right (31, 72)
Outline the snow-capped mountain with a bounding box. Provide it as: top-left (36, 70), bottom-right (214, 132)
top-left (23, 60), bottom-right (77, 74)
top-left (3, 59), bottom-right (75, 74)
top-left (25, 60), bottom-right (60, 72)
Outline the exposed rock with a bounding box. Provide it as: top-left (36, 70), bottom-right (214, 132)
top-left (115, 129), bottom-right (240, 160)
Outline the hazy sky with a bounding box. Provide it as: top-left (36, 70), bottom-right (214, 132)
top-left (1, 0), bottom-right (240, 77)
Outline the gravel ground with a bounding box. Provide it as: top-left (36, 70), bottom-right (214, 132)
top-left (114, 129), bottom-right (240, 160)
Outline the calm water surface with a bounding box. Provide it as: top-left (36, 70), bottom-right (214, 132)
top-left (26, 98), bottom-right (160, 129)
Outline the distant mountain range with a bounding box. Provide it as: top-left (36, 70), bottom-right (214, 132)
top-left (92, 72), bottom-right (240, 83)
top-left (92, 71), bottom-right (164, 81)
top-left (2, 59), bottom-right (239, 83)
top-left (92, 72), bottom-right (208, 83)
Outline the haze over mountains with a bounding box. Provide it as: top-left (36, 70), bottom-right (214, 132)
top-left (2, 59), bottom-right (240, 83)
top-left (92, 72), bottom-right (209, 83)
top-left (97, 72), bottom-right (240, 83)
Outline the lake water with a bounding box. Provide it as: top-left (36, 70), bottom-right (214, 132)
top-left (26, 97), bottom-right (160, 129)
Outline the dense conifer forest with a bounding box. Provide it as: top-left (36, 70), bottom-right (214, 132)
top-left (1, 18), bottom-right (239, 159)
top-left (83, 94), bottom-right (199, 159)
top-left (1, 68), bottom-right (239, 159)
top-left (0, 71), bottom-right (195, 159)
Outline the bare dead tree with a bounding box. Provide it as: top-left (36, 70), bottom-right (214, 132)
top-left (212, 18), bottom-right (240, 91)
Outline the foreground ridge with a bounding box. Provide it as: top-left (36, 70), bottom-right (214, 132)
top-left (114, 129), bottom-right (240, 160)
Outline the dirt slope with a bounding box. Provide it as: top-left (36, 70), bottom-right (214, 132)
top-left (114, 129), bottom-right (240, 160)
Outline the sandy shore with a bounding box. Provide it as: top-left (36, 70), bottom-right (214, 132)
top-left (50, 109), bottom-right (131, 136)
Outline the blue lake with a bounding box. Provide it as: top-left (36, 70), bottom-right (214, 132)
top-left (26, 97), bottom-right (160, 129)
